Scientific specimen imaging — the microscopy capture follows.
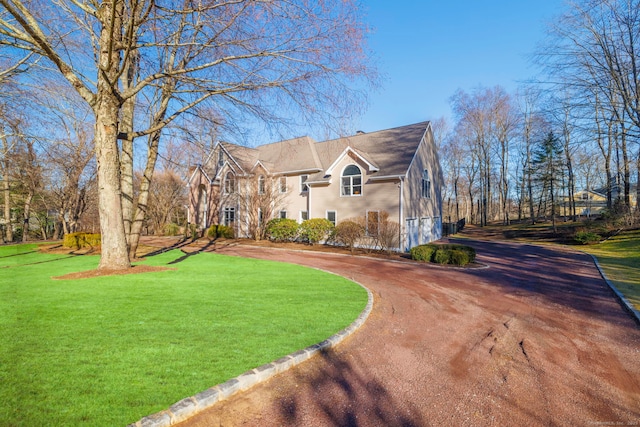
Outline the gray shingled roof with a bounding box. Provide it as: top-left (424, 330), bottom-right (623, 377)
top-left (208, 121), bottom-right (429, 179)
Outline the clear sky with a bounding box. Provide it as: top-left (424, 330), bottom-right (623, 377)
top-left (355, 0), bottom-right (565, 132)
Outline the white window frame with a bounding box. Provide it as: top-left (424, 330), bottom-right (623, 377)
top-left (223, 206), bottom-right (235, 226)
top-left (366, 210), bottom-right (380, 237)
top-left (218, 149), bottom-right (224, 167)
top-left (341, 165), bottom-right (362, 197)
top-left (300, 175), bottom-right (309, 192)
top-left (258, 175), bottom-right (265, 195)
top-left (279, 176), bottom-right (287, 193)
top-left (258, 208), bottom-right (263, 228)
top-left (279, 210), bottom-right (287, 219)
top-left (300, 211), bottom-right (309, 222)
top-left (421, 169), bottom-right (431, 199)
top-left (224, 172), bottom-right (236, 194)
top-left (326, 210), bottom-right (337, 226)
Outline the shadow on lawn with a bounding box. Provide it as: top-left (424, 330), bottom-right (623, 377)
top-left (278, 348), bottom-right (423, 427)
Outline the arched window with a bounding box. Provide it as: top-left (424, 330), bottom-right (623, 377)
top-left (341, 165), bottom-right (362, 196)
top-left (258, 175), bottom-right (265, 194)
top-left (224, 172), bottom-right (236, 194)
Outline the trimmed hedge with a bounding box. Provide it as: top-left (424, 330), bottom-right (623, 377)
top-left (410, 243), bottom-right (476, 266)
top-left (207, 224), bottom-right (235, 239)
top-left (62, 232), bottom-right (101, 249)
top-left (265, 218), bottom-right (299, 242)
top-left (299, 218), bottom-right (334, 244)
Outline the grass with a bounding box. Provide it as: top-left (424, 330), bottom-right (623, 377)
top-left (1, 245), bottom-right (368, 426)
top-left (578, 229), bottom-right (640, 311)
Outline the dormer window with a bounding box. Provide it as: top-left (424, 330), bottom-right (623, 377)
top-left (258, 175), bottom-right (265, 194)
top-left (224, 172), bottom-right (236, 194)
top-left (341, 165), bottom-right (362, 196)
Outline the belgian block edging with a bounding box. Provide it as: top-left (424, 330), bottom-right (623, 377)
top-left (128, 284), bottom-right (373, 427)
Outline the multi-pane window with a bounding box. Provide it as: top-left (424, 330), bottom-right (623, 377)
top-left (279, 210), bottom-right (287, 219)
top-left (341, 165), bottom-right (362, 196)
top-left (279, 176), bottom-right (287, 193)
top-left (223, 207), bottom-right (235, 226)
top-left (366, 210), bottom-right (380, 237)
top-left (421, 169), bottom-right (431, 199)
top-left (326, 210), bottom-right (336, 226)
top-left (224, 172), bottom-right (236, 194)
top-left (300, 175), bottom-right (309, 192)
top-left (258, 175), bottom-right (265, 194)
top-left (300, 211), bottom-right (309, 222)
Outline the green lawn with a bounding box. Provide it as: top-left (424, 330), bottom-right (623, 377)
top-left (579, 229), bottom-right (640, 311)
top-left (0, 245), bottom-right (368, 426)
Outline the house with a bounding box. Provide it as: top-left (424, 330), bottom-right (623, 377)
top-left (187, 121), bottom-right (444, 251)
top-left (562, 184), bottom-right (638, 217)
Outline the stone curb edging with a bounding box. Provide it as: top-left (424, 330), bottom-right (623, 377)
top-left (588, 253), bottom-right (640, 326)
top-left (127, 284), bottom-right (374, 427)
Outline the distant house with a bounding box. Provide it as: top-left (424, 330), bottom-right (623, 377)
top-left (187, 121), bottom-right (443, 251)
top-left (563, 184), bottom-right (637, 216)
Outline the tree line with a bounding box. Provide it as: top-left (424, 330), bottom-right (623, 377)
top-left (438, 0), bottom-right (640, 230)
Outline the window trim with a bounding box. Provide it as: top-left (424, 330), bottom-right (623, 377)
top-left (300, 211), bottom-right (309, 222)
top-left (224, 171), bottom-right (236, 194)
top-left (223, 206), bottom-right (235, 226)
top-left (300, 174), bottom-right (309, 193)
top-left (421, 169), bottom-right (431, 199)
top-left (366, 210), bottom-right (380, 237)
top-left (279, 210), bottom-right (287, 219)
top-left (279, 176), bottom-right (287, 193)
top-left (258, 175), bottom-right (265, 195)
top-left (340, 164), bottom-right (362, 197)
top-left (326, 210), bottom-right (337, 226)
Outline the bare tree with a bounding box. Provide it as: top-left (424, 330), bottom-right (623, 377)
top-left (0, 0), bottom-right (377, 269)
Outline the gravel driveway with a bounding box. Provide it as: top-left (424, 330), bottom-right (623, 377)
top-left (176, 239), bottom-right (640, 426)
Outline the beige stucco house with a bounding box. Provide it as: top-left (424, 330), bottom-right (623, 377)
top-left (187, 121), bottom-right (443, 251)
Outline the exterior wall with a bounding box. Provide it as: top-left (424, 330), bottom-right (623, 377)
top-left (308, 155), bottom-right (400, 225)
top-left (278, 175), bottom-right (310, 222)
top-left (403, 126), bottom-right (444, 249)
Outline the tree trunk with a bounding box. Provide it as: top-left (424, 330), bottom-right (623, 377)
top-left (94, 0), bottom-right (130, 270)
top-left (22, 192), bottom-right (33, 242)
top-left (3, 176), bottom-right (11, 242)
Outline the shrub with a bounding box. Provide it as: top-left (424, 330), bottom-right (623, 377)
top-left (574, 230), bottom-right (601, 245)
top-left (300, 218), bottom-right (335, 244)
top-left (410, 243), bottom-right (476, 266)
top-left (410, 244), bottom-right (437, 262)
top-left (207, 224), bottom-right (235, 239)
top-left (449, 249), bottom-right (471, 266)
top-left (63, 232), bottom-right (101, 249)
top-left (333, 220), bottom-right (365, 254)
top-left (163, 223), bottom-right (181, 236)
top-left (438, 243), bottom-right (476, 263)
top-left (434, 248), bottom-right (451, 264)
top-left (265, 218), bottom-right (299, 242)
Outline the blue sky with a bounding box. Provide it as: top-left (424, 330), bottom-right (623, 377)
top-left (356, 1), bottom-right (564, 132)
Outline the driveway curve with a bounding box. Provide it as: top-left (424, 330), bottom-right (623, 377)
top-left (177, 239), bottom-right (640, 427)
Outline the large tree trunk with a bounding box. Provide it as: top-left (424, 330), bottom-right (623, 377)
top-left (94, 0), bottom-right (130, 270)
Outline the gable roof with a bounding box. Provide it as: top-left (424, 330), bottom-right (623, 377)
top-left (203, 121), bottom-right (430, 180)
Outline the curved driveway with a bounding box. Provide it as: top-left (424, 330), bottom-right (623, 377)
top-left (178, 239), bottom-right (640, 426)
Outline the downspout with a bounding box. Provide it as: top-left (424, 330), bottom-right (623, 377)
top-left (399, 177), bottom-right (405, 252)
